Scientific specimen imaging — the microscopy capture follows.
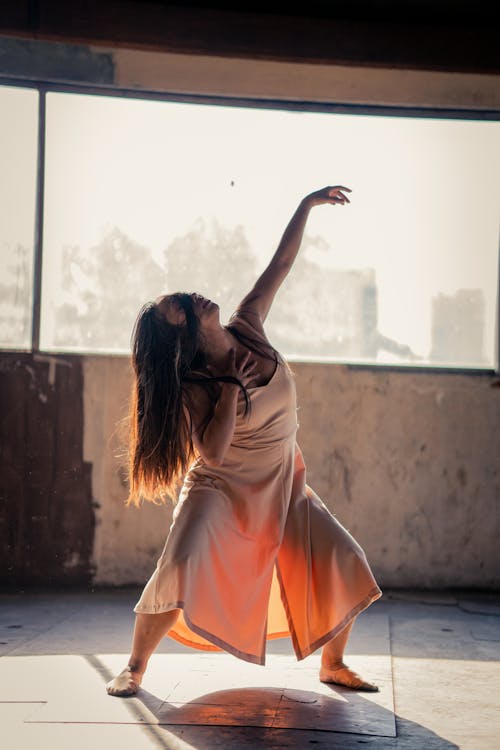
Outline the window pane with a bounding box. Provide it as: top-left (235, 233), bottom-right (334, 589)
top-left (41, 92), bottom-right (500, 367)
top-left (0, 85), bottom-right (38, 349)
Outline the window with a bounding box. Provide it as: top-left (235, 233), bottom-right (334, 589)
top-left (0, 85), bottom-right (38, 349)
top-left (4, 84), bottom-right (500, 368)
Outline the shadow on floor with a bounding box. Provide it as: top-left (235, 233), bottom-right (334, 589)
top-left (86, 654), bottom-right (459, 750)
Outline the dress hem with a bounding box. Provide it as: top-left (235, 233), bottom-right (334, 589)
top-left (133, 600), bottom-right (266, 666)
top-left (134, 584), bottom-right (382, 666)
top-left (294, 585), bottom-right (383, 661)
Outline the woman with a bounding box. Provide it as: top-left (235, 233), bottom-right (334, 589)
top-left (107, 185), bottom-right (382, 697)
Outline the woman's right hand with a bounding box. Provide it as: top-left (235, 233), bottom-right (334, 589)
top-left (225, 348), bottom-right (258, 389)
top-left (304, 185), bottom-right (352, 208)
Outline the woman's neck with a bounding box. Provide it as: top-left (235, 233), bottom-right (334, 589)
top-left (201, 324), bottom-right (234, 369)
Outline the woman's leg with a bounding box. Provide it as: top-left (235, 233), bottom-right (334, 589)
top-left (319, 616), bottom-right (379, 692)
top-left (107, 608), bottom-right (180, 696)
top-left (321, 619), bottom-right (355, 669)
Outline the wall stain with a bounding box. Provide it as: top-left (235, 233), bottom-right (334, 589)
top-left (457, 467), bottom-right (467, 488)
top-left (332, 449), bottom-right (352, 503)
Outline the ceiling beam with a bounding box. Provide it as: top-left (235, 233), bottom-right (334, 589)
top-left (0, 1), bottom-right (499, 74)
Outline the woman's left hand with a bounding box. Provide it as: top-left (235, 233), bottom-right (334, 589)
top-left (304, 185), bottom-right (352, 208)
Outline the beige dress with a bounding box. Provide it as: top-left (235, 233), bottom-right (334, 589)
top-left (134, 305), bottom-right (382, 665)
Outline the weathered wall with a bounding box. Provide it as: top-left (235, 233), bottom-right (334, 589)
top-left (0, 353), bottom-right (94, 585)
top-left (83, 355), bottom-right (500, 589)
top-left (82, 355), bottom-right (172, 587)
top-left (1, 352), bottom-right (497, 588)
top-left (295, 364), bottom-right (500, 589)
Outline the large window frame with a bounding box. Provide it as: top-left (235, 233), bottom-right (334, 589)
top-left (2, 76), bottom-right (499, 374)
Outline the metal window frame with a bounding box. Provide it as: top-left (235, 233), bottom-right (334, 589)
top-left (31, 87), bottom-right (46, 352)
top-left (1, 76), bottom-right (499, 374)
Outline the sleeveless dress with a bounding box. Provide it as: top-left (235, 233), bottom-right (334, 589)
top-left (134, 305), bottom-right (382, 665)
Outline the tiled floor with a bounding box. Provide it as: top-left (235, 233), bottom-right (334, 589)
top-left (1, 588), bottom-right (499, 749)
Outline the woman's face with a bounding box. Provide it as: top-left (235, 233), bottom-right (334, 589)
top-left (156, 292), bottom-right (219, 328)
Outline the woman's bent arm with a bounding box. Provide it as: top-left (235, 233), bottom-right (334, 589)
top-left (190, 383), bottom-right (239, 466)
top-left (185, 351), bottom-right (257, 466)
top-left (238, 185), bottom-right (351, 322)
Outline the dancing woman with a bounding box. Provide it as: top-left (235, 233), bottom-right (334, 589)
top-left (107, 185), bottom-right (382, 697)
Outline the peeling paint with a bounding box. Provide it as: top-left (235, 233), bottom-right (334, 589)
top-left (33, 354), bottom-right (72, 387)
top-left (0, 352), bottom-right (95, 586)
top-left (0, 37), bottom-right (114, 84)
top-left (435, 390), bottom-right (445, 406)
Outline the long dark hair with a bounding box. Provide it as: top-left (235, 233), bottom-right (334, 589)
top-left (127, 293), bottom-right (278, 506)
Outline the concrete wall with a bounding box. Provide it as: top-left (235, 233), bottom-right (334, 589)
top-left (83, 355), bottom-right (500, 589)
top-left (1, 351), bottom-right (497, 588)
top-left (82, 355), bottom-right (171, 587)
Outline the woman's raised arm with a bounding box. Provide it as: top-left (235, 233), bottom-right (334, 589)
top-left (237, 185), bottom-right (351, 322)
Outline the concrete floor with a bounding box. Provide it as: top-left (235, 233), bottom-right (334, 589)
top-left (1, 588), bottom-right (499, 750)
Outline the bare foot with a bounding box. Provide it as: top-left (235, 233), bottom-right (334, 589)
top-left (319, 662), bottom-right (379, 692)
top-left (106, 666), bottom-right (142, 697)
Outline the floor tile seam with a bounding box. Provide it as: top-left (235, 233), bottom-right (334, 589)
top-left (161, 678), bottom-right (182, 705)
top-left (469, 634), bottom-right (500, 643)
top-left (21, 720), bottom-right (398, 741)
top-left (269, 689), bottom-right (287, 729)
top-left (387, 614), bottom-right (399, 740)
top-left (272, 723), bottom-right (398, 740)
top-left (24, 719), bottom-right (161, 725)
top-left (459, 609), bottom-right (500, 621)
top-left (156, 720), bottom-right (397, 738)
